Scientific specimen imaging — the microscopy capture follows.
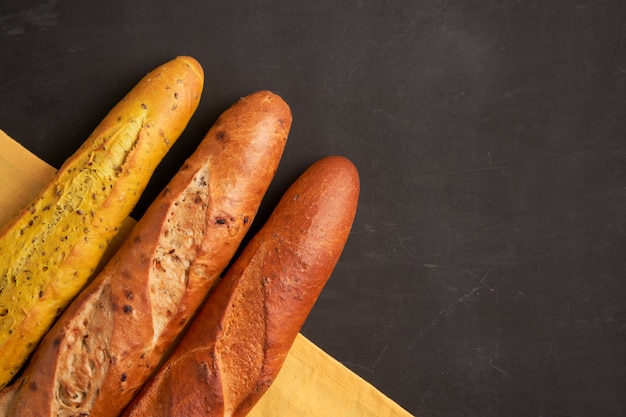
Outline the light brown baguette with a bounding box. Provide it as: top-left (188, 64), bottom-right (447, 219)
top-left (123, 155), bottom-right (360, 417)
top-left (0, 55), bottom-right (203, 389)
top-left (0, 91), bottom-right (292, 417)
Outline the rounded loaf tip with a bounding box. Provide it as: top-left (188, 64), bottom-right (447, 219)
top-left (172, 55), bottom-right (204, 81)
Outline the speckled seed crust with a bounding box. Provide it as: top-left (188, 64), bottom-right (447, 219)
top-left (123, 156), bottom-right (360, 417)
top-left (1, 90), bottom-right (291, 417)
top-left (0, 56), bottom-right (203, 391)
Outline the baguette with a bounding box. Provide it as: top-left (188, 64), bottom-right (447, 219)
top-left (0, 56), bottom-right (203, 389)
top-left (123, 155), bottom-right (360, 417)
top-left (1, 91), bottom-right (292, 416)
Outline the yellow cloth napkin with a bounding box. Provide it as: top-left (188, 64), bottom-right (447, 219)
top-left (0, 129), bottom-right (412, 417)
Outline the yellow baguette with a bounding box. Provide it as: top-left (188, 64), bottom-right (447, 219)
top-left (0, 56), bottom-right (204, 389)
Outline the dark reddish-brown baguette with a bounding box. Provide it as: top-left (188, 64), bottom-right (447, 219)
top-left (0, 91), bottom-right (291, 417)
top-left (123, 155), bottom-right (360, 417)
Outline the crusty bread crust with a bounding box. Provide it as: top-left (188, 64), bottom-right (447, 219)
top-left (123, 156), bottom-right (360, 417)
top-left (2, 91), bottom-right (291, 417)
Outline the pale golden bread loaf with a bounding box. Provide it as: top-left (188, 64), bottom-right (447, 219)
top-left (0, 56), bottom-right (204, 390)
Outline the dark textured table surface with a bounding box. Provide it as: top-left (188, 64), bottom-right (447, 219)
top-left (2, 1), bottom-right (625, 416)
